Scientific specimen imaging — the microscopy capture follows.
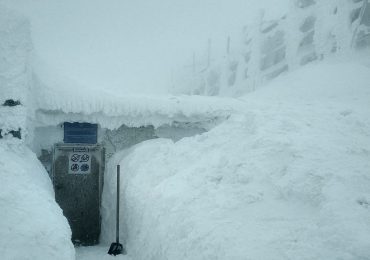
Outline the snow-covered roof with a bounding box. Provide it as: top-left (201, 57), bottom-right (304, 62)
top-left (32, 68), bottom-right (241, 129)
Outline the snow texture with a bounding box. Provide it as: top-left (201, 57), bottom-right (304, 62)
top-left (76, 245), bottom-right (131, 260)
top-left (0, 6), bottom-right (32, 139)
top-left (32, 63), bottom-right (242, 130)
top-left (0, 144), bottom-right (75, 260)
top-left (102, 62), bottom-right (370, 260)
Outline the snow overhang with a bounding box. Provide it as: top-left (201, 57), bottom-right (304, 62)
top-left (29, 45), bottom-right (243, 130)
top-left (33, 85), bottom-right (242, 130)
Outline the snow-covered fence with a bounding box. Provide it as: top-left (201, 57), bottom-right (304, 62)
top-left (172, 0), bottom-right (370, 97)
top-left (352, 0), bottom-right (370, 48)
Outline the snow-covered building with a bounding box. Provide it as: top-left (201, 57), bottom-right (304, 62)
top-left (0, 5), bottom-right (241, 248)
top-left (31, 81), bottom-right (238, 162)
top-left (1, 3), bottom-right (370, 260)
top-left (0, 6), bottom-right (239, 155)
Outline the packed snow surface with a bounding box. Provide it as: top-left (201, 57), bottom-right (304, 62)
top-left (102, 62), bottom-right (370, 259)
top-left (76, 245), bottom-right (131, 260)
top-left (0, 144), bottom-right (75, 260)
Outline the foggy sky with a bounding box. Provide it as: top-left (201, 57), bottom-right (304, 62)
top-left (1, 0), bottom-right (288, 94)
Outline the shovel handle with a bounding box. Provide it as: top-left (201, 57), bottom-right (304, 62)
top-left (116, 165), bottom-right (120, 244)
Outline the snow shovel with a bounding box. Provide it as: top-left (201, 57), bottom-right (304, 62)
top-left (108, 165), bottom-right (125, 256)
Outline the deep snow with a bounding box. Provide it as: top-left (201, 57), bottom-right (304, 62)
top-left (1, 3), bottom-right (370, 260)
top-left (0, 144), bottom-right (75, 260)
top-left (101, 61), bottom-right (370, 260)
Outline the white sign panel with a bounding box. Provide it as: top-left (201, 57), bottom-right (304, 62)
top-left (68, 151), bottom-right (91, 174)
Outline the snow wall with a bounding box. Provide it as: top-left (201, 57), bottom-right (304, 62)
top-left (0, 7), bottom-right (75, 260)
top-left (172, 0), bottom-right (370, 97)
top-left (102, 62), bottom-right (370, 259)
top-left (0, 144), bottom-right (75, 260)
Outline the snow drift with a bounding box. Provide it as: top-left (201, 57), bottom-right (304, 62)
top-left (102, 61), bottom-right (370, 259)
top-left (0, 144), bottom-right (75, 260)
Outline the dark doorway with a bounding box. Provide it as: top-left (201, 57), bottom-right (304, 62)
top-left (53, 144), bottom-right (105, 246)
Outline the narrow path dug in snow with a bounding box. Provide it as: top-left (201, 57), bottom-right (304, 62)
top-left (75, 245), bottom-right (132, 260)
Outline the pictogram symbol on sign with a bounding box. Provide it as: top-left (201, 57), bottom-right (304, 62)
top-left (80, 154), bottom-right (89, 162)
top-left (71, 163), bottom-right (79, 171)
top-left (80, 164), bottom-right (89, 172)
top-left (71, 154), bottom-right (81, 162)
top-left (69, 150), bottom-right (91, 174)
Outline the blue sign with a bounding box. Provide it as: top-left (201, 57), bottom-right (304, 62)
top-left (64, 122), bottom-right (98, 144)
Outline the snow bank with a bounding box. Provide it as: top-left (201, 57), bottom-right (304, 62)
top-left (102, 62), bottom-right (370, 259)
top-left (0, 8), bottom-right (73, 259)
top-left (0, 144), bottom-right (75, 260)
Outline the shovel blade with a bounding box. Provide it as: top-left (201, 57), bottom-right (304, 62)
top-left (108, 242), bottom-right (124, 256)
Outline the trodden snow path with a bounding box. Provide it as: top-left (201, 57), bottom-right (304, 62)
top-left (75, 245), bottom-right (132, 260)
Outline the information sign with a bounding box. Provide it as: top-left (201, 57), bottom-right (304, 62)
top-left (68, 151), bottom-right (91, 174)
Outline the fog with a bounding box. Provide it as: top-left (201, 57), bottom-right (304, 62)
top-left (1, 0), bottom-right (288, 94)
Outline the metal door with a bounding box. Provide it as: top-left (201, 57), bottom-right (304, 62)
top-left (53, 143), bottom-right (104, 246)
